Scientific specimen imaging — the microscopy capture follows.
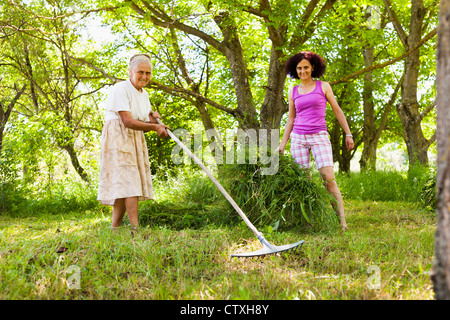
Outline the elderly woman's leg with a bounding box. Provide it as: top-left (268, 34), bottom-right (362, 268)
top-left (112, 198), bottom-right (126, 228)
top-left (319, 166), bottom-right (348, 230)
top-left (112, 197), bottom-right (139, 229)
top-left (124, 196), bottom-right (139, 227)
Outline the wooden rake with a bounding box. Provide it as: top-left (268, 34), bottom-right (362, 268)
top-left (157, 119), bottom-right (304, 257)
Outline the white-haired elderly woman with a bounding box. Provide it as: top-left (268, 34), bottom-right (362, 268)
top-left (97, 53), bottom-right (170, 230)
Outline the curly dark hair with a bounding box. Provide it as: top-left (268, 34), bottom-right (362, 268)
top-left (285, 51), bottom-right (326, 79)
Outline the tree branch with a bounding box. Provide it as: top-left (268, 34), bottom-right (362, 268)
top-left (148, 80), bottom-right (235, 115)
top-left (375, 73), bottom-right (403, 141)
top-left (290, 0), bottom-right (337, 47)
top-left (330, 26), bottom-right (436, 85)
top-left (127, 0), bottom-right (224, 52)
top-left (67, 55), bottom-right (119, 84)
top-left (418, 100), bottom-right (436, 123)
top-left (382, 0), bottom-right (408, 48)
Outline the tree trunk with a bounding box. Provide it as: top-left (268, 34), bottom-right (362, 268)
top-left (61, 142), bottom-right (89, 183)
top-left (384, 0), bottom-right (431, 168)
top-left (359, 49), bottom-right (403, 171)
top-left (360, 45), bottom-right (377, 171)
top-left (329, 118), bottom-right (351, 173)
top-left (260, 44), bottom-right (288, 130)
top-left (431, 0), bottom-right (450, 299)
top-left (214, 12), bottom-right (259, 130)
top-left (0, 84), bottom-right (27, 155)
top-left (398, 20), bottom-right (430, 167)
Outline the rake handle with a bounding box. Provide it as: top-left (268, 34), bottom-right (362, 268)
top-left (156, 118), bottom-right (262, 238)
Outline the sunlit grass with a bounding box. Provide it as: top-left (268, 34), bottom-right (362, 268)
top-left (0, 199), bottom-right (435, 300)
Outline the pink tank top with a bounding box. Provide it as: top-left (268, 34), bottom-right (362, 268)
top-left (292, 80), bottom-right (328, 135)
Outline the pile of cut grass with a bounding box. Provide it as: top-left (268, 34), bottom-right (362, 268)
top-left (219, 155), bottom-right (340, 232)
top-left (139, 166), bottom-right (235, 229)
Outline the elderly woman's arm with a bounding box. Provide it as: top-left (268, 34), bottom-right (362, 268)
top-left (119, 111), bottom-right (169, 138)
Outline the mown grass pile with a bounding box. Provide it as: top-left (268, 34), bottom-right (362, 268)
top-left (219, 155), bottom-right (340, 232)
top-left (140, 155), bottom-right (341, 233)
top-left (139, 166), bottom-right (234, 229)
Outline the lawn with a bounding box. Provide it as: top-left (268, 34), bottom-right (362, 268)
top-left (0, 199), bottom-right (435, 300)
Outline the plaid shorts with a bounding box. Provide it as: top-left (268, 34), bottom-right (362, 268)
top-left (290, 131), bottom-right (333, 169)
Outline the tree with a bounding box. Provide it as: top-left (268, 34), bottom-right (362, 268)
top-left (0, 83), bottom-right (26, 155)
top-left (115, 0), bottom-right (339, 131)
top-left (431, 0), bottom-right (450, 300)
top-left (383, 0), bottom-right (438, 168)
top-left (117, 0), bottom-right (436, 172)
top-left (6, 0), bottom-right (437, 176)
top-left (359, 4), bottom-right (403, 171)
top-left (1, 0), bottom-right (107, 183)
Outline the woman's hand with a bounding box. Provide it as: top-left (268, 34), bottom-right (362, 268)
top-left (148, 111), bottom-right (161, 123)
top-left (346, 136), bottom-right (354, 151)
top-left (275, 145), bottom-right (285, 155)
top-left (155, 124), bottom-right (170, 138)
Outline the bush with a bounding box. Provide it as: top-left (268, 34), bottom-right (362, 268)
top-left (218, 155), bottom-right (340, 232)
top-left (0, 177), bottom-right (101, 217)
top-left (337, 165), bottom-right (436, 206)
top-left (417, 168), bottom-right (436, 211)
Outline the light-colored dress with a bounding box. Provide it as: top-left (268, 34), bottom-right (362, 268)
top-left (97, 79), bottom-right (154, 206)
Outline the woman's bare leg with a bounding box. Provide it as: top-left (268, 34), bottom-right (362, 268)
top-left (319, 166), bottom-right (348, 230)
top-left (112, 197), bottom-right (139, 229)
top-left (124, 196), bottom-right (139, 227)
top-left (112, 198), bottom-right (126, 228)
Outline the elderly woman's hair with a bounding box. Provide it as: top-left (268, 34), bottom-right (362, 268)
top-left (285, 51), bottom-right (326, 79)
top-left (129, 53), bottom-right (152, 70)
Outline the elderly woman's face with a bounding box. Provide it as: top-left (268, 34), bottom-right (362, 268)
top-left (129, 62), bottom-right (152, 91)
top-left (296, 59), bottom-right (314, 80)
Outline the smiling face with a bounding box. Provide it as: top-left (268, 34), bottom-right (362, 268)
top-left (129, 62), bottom-right (152, 91)
top-left (296, 59), bottom-right (314, 81)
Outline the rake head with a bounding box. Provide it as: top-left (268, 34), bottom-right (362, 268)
top-left (231, 235), bottom-right (305, 258)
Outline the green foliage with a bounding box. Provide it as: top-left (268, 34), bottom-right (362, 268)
top-left (337, 166), bottom-right (436, 208)
top-left (219, 155), bottom-right (340, 232)
top-left (418, 169), bottom-right (437, 211)
top-left (145, 93), bottom-right (201, 173)
top-left (0, 155), bottom-right (20, 213)
top-left (1, 178), bottom-right (101, 217)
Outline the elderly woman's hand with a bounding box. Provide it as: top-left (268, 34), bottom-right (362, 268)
top-left (155, 124), bottom-right (170, 138)
top-left (148, 111), bottom-right (161, 123)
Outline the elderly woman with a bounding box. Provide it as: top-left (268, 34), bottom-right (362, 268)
top-left (97, 53), bottom-right (170, 230)
top-left (278, 51), bottom-right (354, 230)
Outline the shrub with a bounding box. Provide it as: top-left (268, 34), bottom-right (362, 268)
top-left (337, 165), bottom-right (436, 207)
top-left (417, 168), bottom-right (436, 211)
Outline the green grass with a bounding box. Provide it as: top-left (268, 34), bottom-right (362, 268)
top-left (336, 165), bottom-right (436, 205)
top-left (0, 199), bottom-right (436, 300)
